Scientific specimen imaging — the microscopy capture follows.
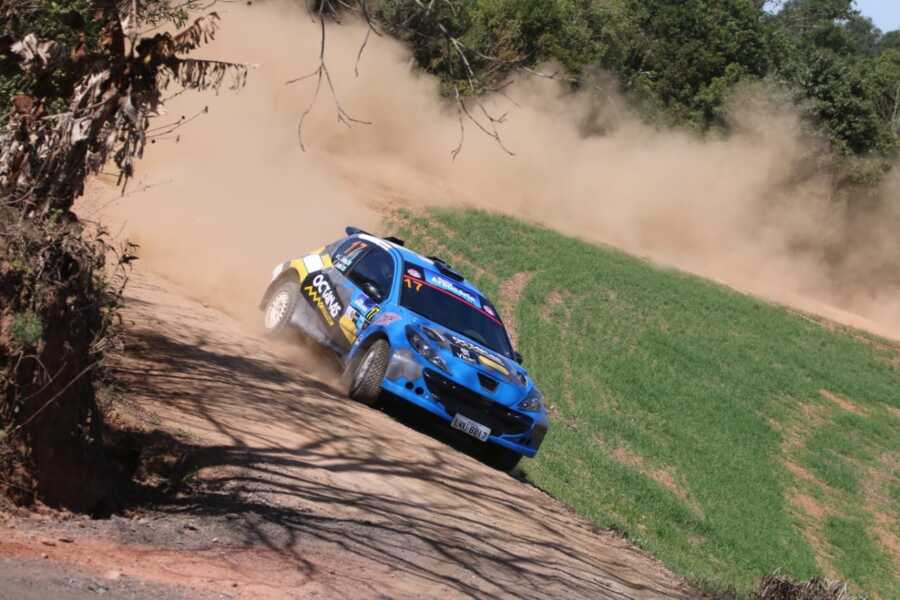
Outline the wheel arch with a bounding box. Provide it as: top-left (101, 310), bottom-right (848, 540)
top-left (259, 268), bottom-right (302, 309)
top-left (347, 328), bottom-right (391, 365)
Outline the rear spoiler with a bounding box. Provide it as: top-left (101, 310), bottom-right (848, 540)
top-left (345, 226), bottom-right (405, 247)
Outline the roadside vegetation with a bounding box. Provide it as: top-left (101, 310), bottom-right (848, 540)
top-left (377, 0), bottom-right (900, 188)
top-left (391, 207), bottom-right (900, 598)
top-left (0, 0), bottom-right (246, 511)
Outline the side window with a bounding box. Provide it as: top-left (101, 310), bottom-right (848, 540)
top-left (347, 247), bottom-right (395, 301)
top-left (332, 238), bottom-right (370, 274)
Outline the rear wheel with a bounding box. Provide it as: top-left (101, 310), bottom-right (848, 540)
top-left (349, 339), bottom-right (390, 406)
top-left (484, 445), bottom-right (522, 472)
top-left (263, 280), bottom-right (300, 335)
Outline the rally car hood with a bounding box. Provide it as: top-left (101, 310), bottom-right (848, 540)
top-left (401, 316), bottom-right (534, 408)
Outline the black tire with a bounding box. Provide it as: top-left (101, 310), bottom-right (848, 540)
top-left (483, 445), bottom-right (522, 472)
top-left (348, 339), bottom-right (390, 406)
top-left (262, 279), bottom-right (301, 335)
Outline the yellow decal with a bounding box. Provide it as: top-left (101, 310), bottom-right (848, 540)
top-left (339, 312), bottom-right (358, 342)
top-left (478, 355), bottom-right (509, 376)
top-left (321, 253), bottom-right (333, 268)
top-left (366, 306), bottom-right (381, 321)
top-left (304, 284), bottom-right (335, 326)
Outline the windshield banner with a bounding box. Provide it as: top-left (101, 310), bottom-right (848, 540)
top-left (421, 269), bottom-right (481, 308)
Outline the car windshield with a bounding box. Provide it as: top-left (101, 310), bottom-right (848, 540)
top-left (399, 263), bottom-right (513, 357)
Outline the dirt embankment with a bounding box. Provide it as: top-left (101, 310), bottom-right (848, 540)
top-left (0, 267), bottom-right (693, 599)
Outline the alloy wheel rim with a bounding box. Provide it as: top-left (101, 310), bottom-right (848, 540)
top-left (264, 290), bottom-right (290, 329)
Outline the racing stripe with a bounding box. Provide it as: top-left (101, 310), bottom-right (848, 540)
top-left (289, 258), bottom-right (308, 280)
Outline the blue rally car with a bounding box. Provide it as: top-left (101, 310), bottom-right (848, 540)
top-left (259, 227), bottom-right (548, 470)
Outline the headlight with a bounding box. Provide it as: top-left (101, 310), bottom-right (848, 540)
top-left (517, 387), bottom-right (544, 412)
top-left (406, 326), bottom-right (449, 372)
top-left (421, 325), bottom-right (448, 347)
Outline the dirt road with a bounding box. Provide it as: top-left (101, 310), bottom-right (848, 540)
top-left (0, 267), bottom-right (693, 599)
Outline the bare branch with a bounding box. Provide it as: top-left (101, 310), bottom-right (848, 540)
top-left (288, 6), bottom-right (371, 151)
top-left (451, 87), bottom-right (465, 161)
top-left (354, 26), bottom-right (372, 77)
top-left (457, 90), bottom-right (514, 158)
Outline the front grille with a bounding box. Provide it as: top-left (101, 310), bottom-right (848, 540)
top-left (477, 373), bottom-right (498, 391)
top-left (423, 369), bottom-right (532, 436)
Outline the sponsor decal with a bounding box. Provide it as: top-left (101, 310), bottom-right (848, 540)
top-left (303, 273), bottom-right (344, 327)
top-left (366, 305), bottom-right (381, 321)
top-left (335, 240), bottom-right (369, 273)
top-left (451, 343), bottom-right (477, 364)
top-left (449, 335), bottom-right (510, 375)
top-left (450, 335), bottom-right (488, 356)
top-left (374, 311), bottom-right (402, 326)
top-left (424, 270), bottom-right (480, 307)
top-left (352, 296), bottom-right (372, 313)
top-left (406, 267), bottom-right (422, 279)
top-left (335, 256), bottom-right (352, 272)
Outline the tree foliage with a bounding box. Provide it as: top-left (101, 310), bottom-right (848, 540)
top-left (0, 0), bottom-right (246, 511)
top-left (375, 0), bottom-right (900, 167)
top-left (614, 0), bottom-right (773, 129)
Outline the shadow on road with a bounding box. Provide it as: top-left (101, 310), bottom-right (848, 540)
top-left (106, 280), bottom-right (690, 600)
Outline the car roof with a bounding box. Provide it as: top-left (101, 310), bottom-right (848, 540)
top-left (354, 233), bottom-right (488, 302)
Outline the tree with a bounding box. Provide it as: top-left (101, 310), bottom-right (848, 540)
top-left (870, 48), bottom-right (900, 138)
top-left (878, 30), bottom-right (900, 54)
top-left (615, 0), bottom-right (773, 129)
top-left (770, 0), bottom-right (897, 158)
top-left (0, 0), bottom-right (246, 512)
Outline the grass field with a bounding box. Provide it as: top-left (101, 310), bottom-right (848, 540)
top-left (389, 208), bottom-right (900, 597)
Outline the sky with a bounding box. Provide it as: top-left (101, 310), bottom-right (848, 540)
top-left (855, 0), bottom-right (900, 32)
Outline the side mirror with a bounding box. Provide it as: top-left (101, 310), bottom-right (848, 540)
top-left (513, 351), bottom-right (524, 364)
top-left (363, 282), bottom-right (382, 301)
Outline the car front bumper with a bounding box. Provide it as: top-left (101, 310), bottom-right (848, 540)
top-left (380, 349), bottom-right (546, 458)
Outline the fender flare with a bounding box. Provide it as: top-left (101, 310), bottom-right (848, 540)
top-left (259, 268), bottom-right (302, 309)
top-left (345, 328), bottom-right (391, 369)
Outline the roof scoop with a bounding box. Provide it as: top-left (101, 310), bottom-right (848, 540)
top-left (344, 226), bottom-right (405, 246)
top-left (428, 256), bottom-right (465, 281)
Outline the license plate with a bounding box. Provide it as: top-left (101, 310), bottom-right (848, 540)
top-left (451, 413), bottom-right (491, 442)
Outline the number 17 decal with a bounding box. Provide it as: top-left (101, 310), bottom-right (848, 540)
top-left (403, 275), bottom-right (423, 292)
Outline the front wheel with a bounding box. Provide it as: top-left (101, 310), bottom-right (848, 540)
top-left (263, 280), bottom-right (301, 335)
top-left (348, 339), bottom-right (390, 406)
top-left (483, 445), bottom-right (522, 472)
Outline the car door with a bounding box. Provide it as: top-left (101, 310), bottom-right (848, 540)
top-left (329, 239), bottom-right (396, 352)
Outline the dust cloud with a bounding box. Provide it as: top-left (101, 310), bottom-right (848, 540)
top-left (90, 1), bottom-right (900, 341)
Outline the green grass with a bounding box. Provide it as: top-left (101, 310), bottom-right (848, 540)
top-left (389, 208), bottom-right (900, 597)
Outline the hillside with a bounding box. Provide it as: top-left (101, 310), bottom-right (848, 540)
top-left (390, 208), bottom-right (900, 597)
